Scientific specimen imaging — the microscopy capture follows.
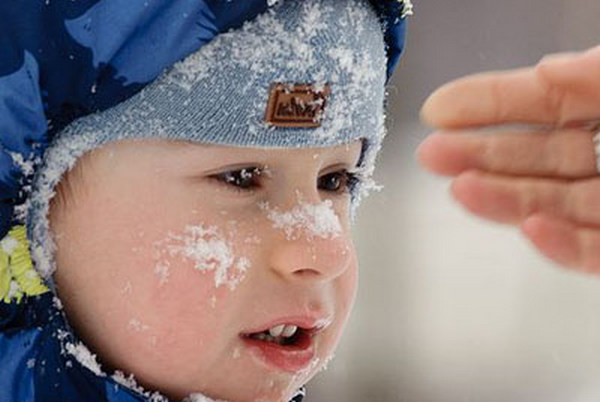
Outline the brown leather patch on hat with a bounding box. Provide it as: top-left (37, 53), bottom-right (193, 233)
top-left (265, 83), bottom-right (330, 128)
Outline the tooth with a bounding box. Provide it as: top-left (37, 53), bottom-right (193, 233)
top-left (256, 333), bottom-right (266, 341)
top-left (281, 325), bottom-right (297, 338)
top-left (269, 324), bottom-right (285, 337)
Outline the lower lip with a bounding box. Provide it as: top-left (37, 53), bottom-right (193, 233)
top-left (241, 332), bottom-right (316, 372)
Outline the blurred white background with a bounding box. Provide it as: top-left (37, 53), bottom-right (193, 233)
top-left (308, 1), bottom-right (600, 401)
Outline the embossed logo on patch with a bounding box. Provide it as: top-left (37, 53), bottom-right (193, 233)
top-left (265, 83), bottom-right (331, 128)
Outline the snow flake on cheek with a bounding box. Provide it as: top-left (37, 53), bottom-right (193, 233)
top-left (244, 234), bottom-right (262, 245)
top-left (153, 224), bottom-right (250, 291)
top-left (153, 261), bottom-right (170, 285)
top-left (128, 318), bottom-right (150, 332)
top-left (258, 199), bottom-right (342, 240)
top-left (120, 280), bottom-right (133, 295)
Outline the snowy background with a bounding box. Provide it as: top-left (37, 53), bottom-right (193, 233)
top-left (308, 1), bottom-right (600, 401)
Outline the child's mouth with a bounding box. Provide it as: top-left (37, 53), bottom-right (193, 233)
top-left (243, 324), bottom-right (308, 348)
top-left (239, 320), bottom-right (328, 372)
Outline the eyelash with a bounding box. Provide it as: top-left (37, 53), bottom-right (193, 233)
top-left (210, 168), bottom-right (360, 195)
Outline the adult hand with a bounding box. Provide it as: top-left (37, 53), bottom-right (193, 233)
top-left (417, 45), bottom-right (600, 272)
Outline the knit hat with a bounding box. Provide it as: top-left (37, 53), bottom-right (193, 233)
top-left (0, 0), bottom-right (410, 242)
top-left (26, 0), bottom-right (397, 279)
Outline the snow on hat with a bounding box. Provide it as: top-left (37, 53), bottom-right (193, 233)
top-left (25, 0), bottom-right (394, 278)
top-left (0, 0), bottom-right (410, 243)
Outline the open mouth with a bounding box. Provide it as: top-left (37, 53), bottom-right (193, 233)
top-left (240, 319), bottom-right (331, 371)
top-left (241, 324), bottom-right (311, 349)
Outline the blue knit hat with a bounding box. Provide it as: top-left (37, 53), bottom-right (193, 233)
top-left (26, 0), bottom-right (398, 278)
top-left (0, 0), bottom-right (409, 243)
top-left (49, 1), bottom-right (385, 145)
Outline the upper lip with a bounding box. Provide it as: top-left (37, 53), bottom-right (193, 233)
top-left (241, 315), bottom-right (333, 336)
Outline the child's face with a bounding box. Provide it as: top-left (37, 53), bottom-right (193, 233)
top-left (49, 139), bottom-right (362, 402)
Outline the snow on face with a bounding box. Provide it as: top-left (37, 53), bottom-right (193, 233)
top-left (259, 199), bottom-right (342, 241)
top-left (154, 224), bottom-right (249, 290)
top-left (39, 138), bottom-right (362, 401)
top-left (153, 261), bottom-right (170, 285)
top-left (128, 318), bottom-right (150, 332)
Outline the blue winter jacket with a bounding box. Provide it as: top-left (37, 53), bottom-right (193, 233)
top-left (0, 1), bottom-right (408, 401)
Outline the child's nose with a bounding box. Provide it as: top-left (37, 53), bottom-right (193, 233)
top-left (263, 183), bottom-right (355, 282)
top-left (268, 232), bottom-right (354, 283)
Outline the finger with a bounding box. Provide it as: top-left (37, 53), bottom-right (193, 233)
top-left (421, 46), bottom-right (600, 128)
top-left (421, 67), bottom-right (551, 128)
top-left (417, 129), bottom-right (597, 179)
top-left (450, 170), bottom-right (600, 226)
top-left (521, 213), bottom-right (600, 273)
top-left (536, 45), bottom-right (600, 92)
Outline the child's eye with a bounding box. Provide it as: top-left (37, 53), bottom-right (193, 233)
top-left (211, 167), bottom-right (262, 192)
top-left (318, 170), bottom-right (360, 194)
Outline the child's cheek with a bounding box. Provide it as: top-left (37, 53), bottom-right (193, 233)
top-left (113, 222), bottom-right (256, 360)
top-left (151, 223), bottom-right (250, 292)
top-left (102, 268), bottom-right (225, 386)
